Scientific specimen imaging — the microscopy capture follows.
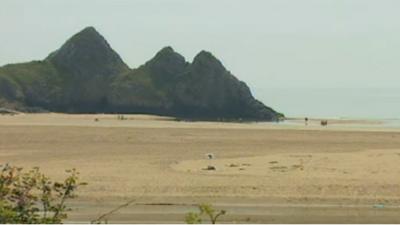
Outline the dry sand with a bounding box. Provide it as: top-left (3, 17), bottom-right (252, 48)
top-left (1, 113), bottom-right (400, 223)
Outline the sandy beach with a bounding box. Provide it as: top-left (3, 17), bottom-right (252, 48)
top-left (1, 113), bottom-right (400, 223)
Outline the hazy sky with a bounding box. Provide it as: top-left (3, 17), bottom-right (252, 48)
top-left (1, 0), bottom-right (400, 92)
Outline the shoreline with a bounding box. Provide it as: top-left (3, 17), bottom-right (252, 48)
top-left (1, 113), bottom-right (400, 134)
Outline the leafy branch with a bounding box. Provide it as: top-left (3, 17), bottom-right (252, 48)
top-left (185, 203), bottom-right (226, 224)
top-left (0, 164), bottom-right (86, 224)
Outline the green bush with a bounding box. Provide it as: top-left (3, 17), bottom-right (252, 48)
top-left (0, 164), bottom-right (86, 223)
top-left (185, 203), bottom-right (226, 224)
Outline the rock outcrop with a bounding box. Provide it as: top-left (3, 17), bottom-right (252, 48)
top-left (0, 27), bottom-right (281, 121)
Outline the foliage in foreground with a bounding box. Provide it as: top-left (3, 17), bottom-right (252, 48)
top-left (0, 164), bottom-right (86, 224)
top-left (185, 203), bottom-right (226, 224)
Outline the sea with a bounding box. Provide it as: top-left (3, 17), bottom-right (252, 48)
top-left (255, 87), bottom-right (400, 127)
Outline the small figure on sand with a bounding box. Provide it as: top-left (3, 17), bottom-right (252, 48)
top-left (206, 153), bottom-right (214, 160)
top-left (321, 120), bottom-right (328, 127)
top-left (205, 153), bottom-right (216, 171)
top-left (305, 117), bottom-right (309, 126)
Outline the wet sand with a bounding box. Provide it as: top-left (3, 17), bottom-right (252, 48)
top-left (1, 113), bottom-right (400, 223)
